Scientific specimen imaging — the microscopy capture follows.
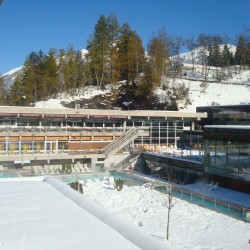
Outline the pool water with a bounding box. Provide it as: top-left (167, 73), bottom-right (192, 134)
top-left (155, 186), bottom-right (250, 222)
top-left (57, 171), bottom-right (146, 186)
top-left (0, 172), bottom-right (18, 178)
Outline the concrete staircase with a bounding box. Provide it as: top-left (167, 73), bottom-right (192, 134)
top-left (102, 128), bottom-right (139, 157)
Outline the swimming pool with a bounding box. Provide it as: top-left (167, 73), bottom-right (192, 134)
top-left (57, 171), bottom-right (146, 185)
top-left (0, 172), bottom-right (19, 178)
top-left (58, 170), bottom-right (250, 223)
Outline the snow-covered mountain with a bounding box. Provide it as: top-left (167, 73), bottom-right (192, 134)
top-left (2, 66), bottom-right (22, 89)
top-left (1, 49), bottom-right (89, 89)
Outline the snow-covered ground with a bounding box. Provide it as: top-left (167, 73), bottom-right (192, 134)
top-left (82, 177), bottom-right (250, 250)
top-left (33, 77), bottom-right (250, 112)
top-left (0, 176), bottom-right (250, 250)
top-left (35, 85), bottom-right (113, 109)
top-left (180, 78), bottom-right (250, 112)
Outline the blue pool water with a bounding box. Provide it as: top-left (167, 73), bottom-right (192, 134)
top-left (57, 171), bottom-right (146, 185)
top-left (0, 172), bottom-right (18, 178)
top-left (155, 185), bottom-right (249, 222)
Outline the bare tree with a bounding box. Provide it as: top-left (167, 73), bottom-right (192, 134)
top-left (148, 168), bottom-right (177, 241)
top-left (164, 169), bottom-right (175, 241)
top-left (185, 38), bottom-right (198, 75)
top-left (167, 35), bottom-right (183, 76)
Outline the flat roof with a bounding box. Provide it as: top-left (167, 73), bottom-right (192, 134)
top-left (0, 106), bottom-right (207, 120)
top-left (0, 177), bottom-right (167, 250)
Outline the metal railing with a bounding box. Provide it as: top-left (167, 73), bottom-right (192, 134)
top-left (120, 171), bottom-right (250, 223)
top-left (153, 181), bottom-right (250, 223)
top-left (102, 128), bottom-right (139, 156)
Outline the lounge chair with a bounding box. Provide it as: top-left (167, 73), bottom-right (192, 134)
top-left (50, 165), bottom-right (56, 174)
top-left (210, 182), bottom-right (219, 191)
top-left (206, 181), bottom-right (214, 189)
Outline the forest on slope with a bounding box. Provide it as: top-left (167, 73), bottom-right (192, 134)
top-left (0, 14), bottom-right (250, 110)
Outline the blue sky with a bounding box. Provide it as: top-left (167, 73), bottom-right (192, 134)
top-left (0, 0), bottom-right (249, 74)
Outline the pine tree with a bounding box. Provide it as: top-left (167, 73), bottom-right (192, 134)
top-left (235, 35), bottom-right (250, 68)
top-left (87, 15), bottom-right (110, 88)
top-left (117, 22), bottom-right (145, 82)
top-left (44, 49), bottom-right (59, 98)
top-left (212, 43), bottom-right (221, 68)
top-left (107, 14), bottom-right (120, 84)
top-left (58, 46), bottom-right (79, 95)
top-left (74, 50), bottom-right (86, 91)
top-left (21, 52), bottom-right (40, 104)
top-left (8, 75), bottom-right (23, 105)
top-left (24, 50), bottom-right (48, 103)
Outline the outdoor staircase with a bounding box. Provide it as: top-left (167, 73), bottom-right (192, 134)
top-left (102, 127), bottom-right (139, 157)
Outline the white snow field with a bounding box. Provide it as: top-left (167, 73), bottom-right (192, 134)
top-left (0, 176), bottom-right (250, 250)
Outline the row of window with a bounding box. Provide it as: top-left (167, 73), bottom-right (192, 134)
top-left (0, 118), bottom-right (190, 127)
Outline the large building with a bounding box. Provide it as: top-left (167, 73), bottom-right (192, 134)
top-left (0, 106), bottom-right (206, 173)
top-left (196, 105), bottom-right (250, 193)
top-left (141, 105), bottom-right (250, 194)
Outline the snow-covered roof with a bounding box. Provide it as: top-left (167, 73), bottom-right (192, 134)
top-left (0, 176), bottom-right (168, 250)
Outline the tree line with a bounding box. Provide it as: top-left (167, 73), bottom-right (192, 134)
top-left (0, 14), bottom-right (250, 108)
top-left (184, 33), bottom-right (250, 80)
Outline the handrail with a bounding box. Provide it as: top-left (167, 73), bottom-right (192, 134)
top-left (102, 128), bottom-right (138, 155)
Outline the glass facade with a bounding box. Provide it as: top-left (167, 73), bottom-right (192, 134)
top-left (182, 130), bottom-right (203, 149)
top-left (133, 120), bottom-right (187, 148)
top-left (203, 127), bottom-right (250, 182)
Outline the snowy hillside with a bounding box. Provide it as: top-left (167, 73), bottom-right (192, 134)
top-left (179, 77), bottom-right (250, 112)
top-left (33, 76), bottom-right (250, 112)
top-left (177, 44), bottom-right (237, 65)
top-left (2, 45), bottom-right (250, 112)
